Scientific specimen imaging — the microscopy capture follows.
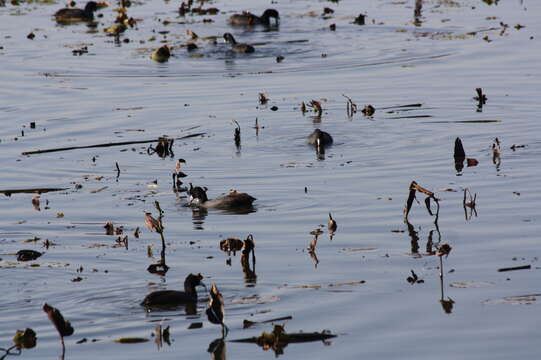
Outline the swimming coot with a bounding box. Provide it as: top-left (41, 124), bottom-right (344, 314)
top-left (188, 184), bottom-right (256, 210)
top-left (141, 273), bottom-right (205, 308)
top-left (150, 45), bottom-right (171, 62)
top-left (228, 9), bottom-right (279, 26)
top-left (223, 33), bottom-right (255, 54)
top-left (54, 1), bottom-right (99, 23)
top-left (308, 129), bottom-right (333, 153)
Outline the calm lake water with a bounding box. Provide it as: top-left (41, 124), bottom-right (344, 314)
top-left (1, 0), bottom-right (540, 359)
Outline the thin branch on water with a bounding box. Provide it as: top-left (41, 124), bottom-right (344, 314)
top-left (21, 133), bottom-right (206, 156)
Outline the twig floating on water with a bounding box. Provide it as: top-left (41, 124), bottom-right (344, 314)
top-left (497, 265), bottom-right (531, 272)
top-left (0, 187), bottom-right (69, 196)
top-left (21, 133), bottom-right (206, 156)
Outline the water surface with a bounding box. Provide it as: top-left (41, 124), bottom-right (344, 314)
top-left (1, 0), bottom-right (540, 359)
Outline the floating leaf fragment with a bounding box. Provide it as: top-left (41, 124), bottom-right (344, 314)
top-left (43, 303), bottom-right (74, 338)
top-left (113, 337), bottom-right (149, 344)
top-left (231, 325), bottom-right (336, 356)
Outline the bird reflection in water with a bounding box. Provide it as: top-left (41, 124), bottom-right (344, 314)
top-left (405, 219), bottom-right (440, 257)
top-left (437, 243), bottom-right (454, 314)
top-left (220, 235), bottom-right (257, 284)
top-left (192, 207), bottom-right (207, 230)
top-left (240, 235), bottom-right (257, 284)
top-left (208, 338), bottom-right (226, 360)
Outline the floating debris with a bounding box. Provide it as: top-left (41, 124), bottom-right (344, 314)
top-left (31, 196), bottom-right (40, 211)
top-left (342, 94), bottom-right (357, 117)
top-left (12, 328), bottom-right (37, 350)
top-left (361, 104), bottom-right (375, 116)
top-left (231, 325), bottom-right (336, 356)
top-left (354, 13), bottom-right (366, 25)
top-left (259, 93), bottom-right (269, 105)
top-left (113, 337), bottom-right (149, 344)
top-left (404, 181), bottom-right (440, 222)
top-left (497, 265), bottom-right (531, 272)
top-left (474, 87), bottom-right (487, 111)
top-left (436, 243), bottom-right (452, 258)
top-left (220, 237), bottom-right (243, 256)
top-left (407, 270), bottom-right (424, 284)
top-left (230, 120), bottom-right (241, 149)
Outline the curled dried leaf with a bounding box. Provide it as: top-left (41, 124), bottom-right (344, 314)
top-left (43, 303), bottom-right (74, 338)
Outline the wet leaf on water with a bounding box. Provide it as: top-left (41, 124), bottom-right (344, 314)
top-left (436, 243), bottom-right (452, 258)
top-left (43, 303), bottom-right (74, 338)
top-left (32, 196), bottom-right (40, 211)
top-left (219, 237), bottom-right (243, 256)
top-left (466, 158), bottom-right (479, 167)
top-left (104, 221), bottom-right (114, 235)
top-left (13, 328), bottom-right (37, 349)
top-left (113, 337), bottom-right (149, 344)
top-left (361, 104), bottom-right (375, 116)
top-left (424, 197), bottom-right (433, 216)
top-left (56, 213), bottom-right (64, 218)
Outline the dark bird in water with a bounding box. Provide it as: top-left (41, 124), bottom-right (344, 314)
top-left (328, 213), bottom-right (337, 233)
top-left (206, 283), bottom-right (228, 338)
top-left (188, 184), bottom-right (256, 210)
top-left (308, 129), bottom-right (333, 153)
top-left (228, 9), bottom-right (279, 26)
top-left (54, 1), bottom-right (99, 23)
top-left (150, 45), bottom-right (171, 63)
top-left (141, 273), bottom-right (205, 308)
top-left (223, 33), bottom-right (255, 54)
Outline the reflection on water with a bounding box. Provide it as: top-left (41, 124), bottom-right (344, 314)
top-left (208, 338), bottom-right (226, 360)
top-left (438, 255), bottom-right (455, 315)
top-left (192, 207), bottom-right (208, 230)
